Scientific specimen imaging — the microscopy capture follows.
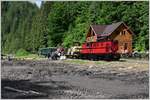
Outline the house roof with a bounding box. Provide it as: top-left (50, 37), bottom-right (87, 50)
top-left (90, 22), bottom-right (133, 37)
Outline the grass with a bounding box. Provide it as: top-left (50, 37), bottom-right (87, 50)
top-left (14, 54), bottom-right (109, 65)
top-left (63, 59), bottom-right (88, 64)
top-left (14, 54), bottom-right (45, 60)
top-left (14, 49), bottom-right (110, 65)
top-left (63, 59), bottom-right (107, 65)
top-left (14, 49), bottom-right (47, 60)
top-left (95, 61), bottom-right (108, 65)
top-left (15, 48), bottom-right (30, 56)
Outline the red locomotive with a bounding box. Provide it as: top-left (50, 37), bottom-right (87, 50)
top-left (67, 22), bottom-right (133, 60)
top-left (79, 40), bottom-right (120, 60)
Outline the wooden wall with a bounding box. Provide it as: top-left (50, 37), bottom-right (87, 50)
top-left (110, 24), bottom-right (132, 54)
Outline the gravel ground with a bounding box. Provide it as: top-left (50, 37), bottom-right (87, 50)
top-left (1, 59), bottom-right (149, 99)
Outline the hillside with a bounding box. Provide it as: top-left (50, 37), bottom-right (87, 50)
top-left (1, 1), bottom-right (149, 54)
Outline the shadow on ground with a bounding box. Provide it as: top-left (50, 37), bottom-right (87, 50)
top-left (1, 79), bottom-right (71, 99)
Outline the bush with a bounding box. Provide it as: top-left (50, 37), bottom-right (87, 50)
top-left (15, 48), bottom-right (30, 56)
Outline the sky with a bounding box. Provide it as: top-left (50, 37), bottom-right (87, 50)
top-left (35, 0), bottom-right (42, 8)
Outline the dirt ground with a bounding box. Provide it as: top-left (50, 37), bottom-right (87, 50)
top-left (1, 58), bottom-right (149, 99)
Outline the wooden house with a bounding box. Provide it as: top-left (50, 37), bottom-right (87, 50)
top-left (86, 22), bottom-right (133, 54)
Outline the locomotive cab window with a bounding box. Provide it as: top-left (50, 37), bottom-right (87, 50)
top-left (86, 43), bottom-right (91, 48)
top-left (93, 43), bottom-right (96, 47)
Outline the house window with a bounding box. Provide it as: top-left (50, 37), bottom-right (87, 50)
top-left (120, 30), bottom-right (126, 35)
top-left (123, 30), bottom-right (126, 35)
top-left (120, 32), bottom-right (122, 35)
top-left (122, 30), bottom-right (126, 35)
top-left (92, 32), bottom-right (95, 36)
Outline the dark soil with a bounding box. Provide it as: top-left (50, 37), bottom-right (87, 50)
top-left (1, 59), bottom-right (149, 99)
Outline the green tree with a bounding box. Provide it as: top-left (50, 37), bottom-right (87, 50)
top-left (2, 1), bottom-right (149, 54)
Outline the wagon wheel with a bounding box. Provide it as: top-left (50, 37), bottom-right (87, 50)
top-left (113, 54), bottom-right (120, 61)
top-left (135, 53), bottom-right (141, 58)
top-left (103, 54), bottom-right (112, 60)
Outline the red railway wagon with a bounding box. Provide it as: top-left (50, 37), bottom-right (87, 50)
top-left (80, 40), bottom-right (120, 60)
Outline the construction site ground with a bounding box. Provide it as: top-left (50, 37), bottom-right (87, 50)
top-left (1, 58), bottom-right (149, 99)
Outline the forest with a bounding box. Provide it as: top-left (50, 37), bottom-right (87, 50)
top-left (1, 1), bottom-right (149, 54)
